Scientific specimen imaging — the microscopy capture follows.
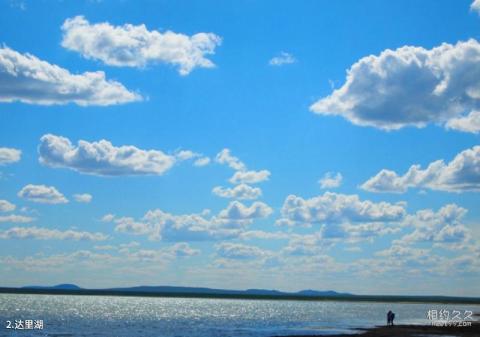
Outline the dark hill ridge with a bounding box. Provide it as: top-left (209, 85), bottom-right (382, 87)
top-left (10, 285), bottom-right (480, 304)
top-left (21, 284), bottom-right (349, 297)
top-left (22, 284), bottom-right (82, 290)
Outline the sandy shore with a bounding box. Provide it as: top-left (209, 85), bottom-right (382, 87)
top-left (274, 322), bottom-right (480, 337)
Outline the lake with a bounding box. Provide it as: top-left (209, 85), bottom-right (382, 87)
top-left (1, 294), bottom-right (479, 336)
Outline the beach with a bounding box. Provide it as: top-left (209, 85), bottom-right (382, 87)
top-left (275, 322), bottom-right (480, 337)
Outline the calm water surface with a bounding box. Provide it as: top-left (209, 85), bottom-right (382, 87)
top-left (1, 294), bottom-right (479, 337)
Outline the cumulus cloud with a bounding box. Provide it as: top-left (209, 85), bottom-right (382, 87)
top-left (193, 157), bottom-right (211, 167)
top-left (397, 204), bottom-right (471, 246)
top-left (0, 46), bottom-right (140, 106)
top-left (61, 16), bottom-right (222, 75)
top-left (215, 148), bottom-right (271, 185)
top-left (174, 150), bottom-right (210, 167)
top-left (113, 212), bottom-right (207, 241)
top-left (101, 214), bottom-right (115, 222)
top-left (269, 52), bottom-right (296, 66)
top-left (174, 150), bottom-right (197, 161)
top-left (472, 0), bottom-right (480, 14)
top-left (446, 111), bottom-right (480, 133)
top-left (1, 241), bottom-right (197, 274)
top-left (319, 172), bottom-right (343, 189)
top-left (73, 193), bottom-right (92, 203)
top-left (39, 134), bottom-right (175, 176)
top-left (310, 39), bottom-right (480, 132)
top-left (215, 149), bottom-right (246, 171)
top-left (126, 243), bottom-right (200, 262)
top-left (215, 242), bottom-right (269, 260)
top-left (0, 226), bottom-right (108, 241)
top-left (107, 200), bottom-right (273, 241)
top-left (276, 192), bottom-right (406, 227)
top-left (212, 184), bottom-right (262, 200)
top-left (229, 170), bottom-right (270, 184)
top-left (168, 242), bottom-right (200, 257)
top-left (0, 147), bottom-right (21, 165)
top-left (283, 220), bottom-right (398, 255)
top-left (239, 230), bottom-right (289, 240)
top-left (375, 245), bottom-right (430, 260)
top-left (361, 145), bottom-right (480, 193)
top-left (18, 184), bottom-right (68, 204)
top-left (0, 199), bottom-right (15, 212)
top-left (218, 201), bottom-right (273, 221)
top-left (282, 232), bottom-right (326, 256)
top-left (340, 222), bottom-right (399, 241)
top-left (0, 214), bottom-right (35, 223)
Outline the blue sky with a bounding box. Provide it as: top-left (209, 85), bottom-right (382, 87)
top-left (0, 0), bottom-right (479, 296)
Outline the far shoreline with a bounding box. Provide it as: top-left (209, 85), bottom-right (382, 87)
top-left (1, 287), bottom-right (480, 305)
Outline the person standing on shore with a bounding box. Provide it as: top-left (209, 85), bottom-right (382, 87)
top-left (387, 311), bottom-right (393, 326)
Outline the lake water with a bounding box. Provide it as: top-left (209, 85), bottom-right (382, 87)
top-left (0, 294), bottom-right (479, 337)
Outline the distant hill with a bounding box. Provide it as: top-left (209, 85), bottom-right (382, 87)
top-left (22, 284), bottom-right (349, 297)
top-left (6, 284), bottom-right (480, 304)
top-left (106, 286), bottom-right (351, 297)
top-left (296, 289), bottom-right (350, 296)
top-left (22, 284), bottom-right (82, 290)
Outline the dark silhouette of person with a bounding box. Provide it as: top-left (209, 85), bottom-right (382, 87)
top-left (387, 311), bottom-right (393, 326)
top-left (391, 312), bottom-right (395, 325)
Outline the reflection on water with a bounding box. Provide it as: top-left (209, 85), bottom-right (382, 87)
top-left (0, 294), bottom-right (479, 337)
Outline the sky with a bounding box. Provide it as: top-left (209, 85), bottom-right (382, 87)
top-left (0, 0), bottom-right (479, 296)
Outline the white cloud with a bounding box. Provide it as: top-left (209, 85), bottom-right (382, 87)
top-left (0, 147), bottom-right (21, 165)
top-left (215, 242), bottom-right (270, 260)
top-left (282, 232), bottom-right (326, 256)
top-left (194, 156), bottom-right (210, 167)
top-left (310, 39), bottom-right (480, 133)
top-left (108, 201), bottom-right (272, 242)
top-left (229, 169), bottom-right (270, 184)
top-left (472, 0), bottom-right (480, 14)
top-left (340, 222), bottom-right (399, 241)
top-left (39, 134), bottom-right (175, 176)
top-left (375, 245), bottom-right (430, 259)
top-left (168, 242), bottom-right (200, 257)
top-left (18, 184), bottom-right (68, 204)
top-left (0, 199), bottom-right (15, 212)
top-left (446, 111), bottom-right (480, 133)
top-left (0, 226), bottom-right (108, 241)
top-left (0, 46), bottom-right (140, 106)
top-left (319, 172), bottom-right (343, 189)
top-left (239, 230), bottom-right (289, 240)
top-left (269, 52), bottom-right (296, 66)
top-left (101, 213), bottom-right (115, 222)
top-left (397, 204), bottom-right (471, 246)
top-left (94, 245), bottom-right (117, 251)
top-left (112, 212), bottom-right (212, 241)
top-left (361, 145), bottom-right (480, 193)
top-left (174, 150), bottom-right (198, 161)
top-left (276, 192), bottom-right (406, 227)
top-left (215, 149), bottom-right (246, 171)
top-left (282, 221), bottom-right (398, 255)
top-left (0, 214), bottom-right (34, 223)
top-left (1, 242), bottom-right (197, 275)
top-left (175, 150), bottom-right (210, 167)
top-left (218, 201), bottom-right (273, 220)
top-left (126, 243), bottom-right (200, 261)
top-left (73, 193), bottom-right (92, 203)
top-left (215, 148), bottom-right (271, 185)
top-left (61, 16), bottom-right (222, 76)
top-left (212, 184), bottom-right (262, 200)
